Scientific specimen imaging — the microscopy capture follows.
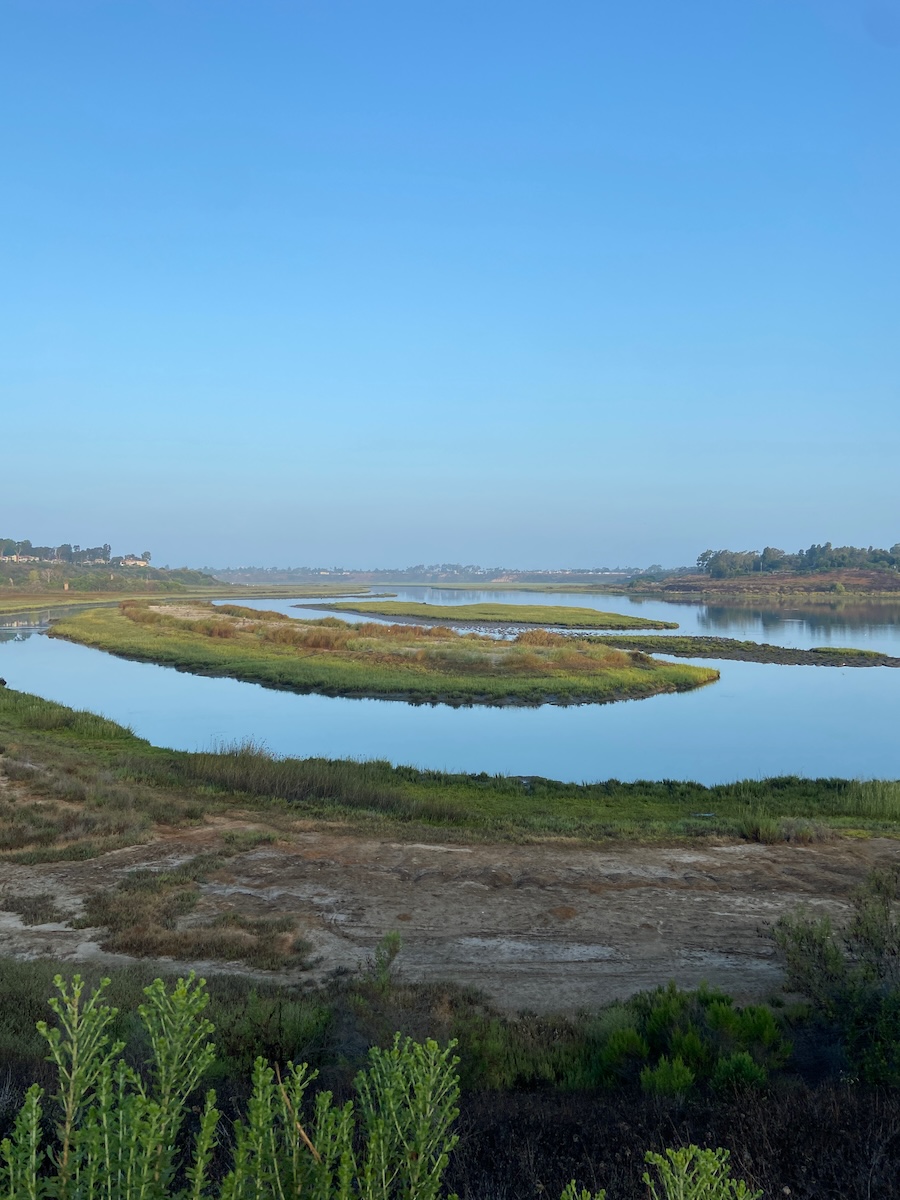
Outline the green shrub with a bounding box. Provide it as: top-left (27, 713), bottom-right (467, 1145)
top-left (590, 1025), bottom-right (651, 1087)
top-left (640, 1054), bottom-right (695, 1097)
top-left (668, 1027), bottom-right (711, 1074)
top-left (643, 1146), bottom-right (762, 1200)
top-left (560, 1182), bottom-right (605, 1200)
top-left (773, 863), bottom-right (900, 1083)
top-left (0, 972), bottom-right (764, 1200)
top-left (710, 1051), bottom-right (768, 1093)
top-left (624, 982), bottom-right (789, 1094)
top-left (452, 1013), bottom-right (564, 1090)
top-left (371, 930), bottom-right (403, 992)
top-left (0, 973), bottom-right (462, 1200)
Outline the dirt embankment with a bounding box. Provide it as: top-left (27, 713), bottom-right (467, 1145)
top-left (643, 569), bottom-right (900, 599)
top-left (1, 822), bottom-right (895, 1013)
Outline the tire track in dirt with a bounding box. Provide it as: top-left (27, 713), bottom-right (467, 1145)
top-left (0, 827), bottom-right (896, 1011)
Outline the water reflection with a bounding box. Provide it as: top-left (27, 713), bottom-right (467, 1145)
top-left (697, 602), bottom-right (900, 641)
top-left (0, 612), bottom-right (56, 644)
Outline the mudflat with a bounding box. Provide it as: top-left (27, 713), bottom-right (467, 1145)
top-left (1, 822), bottom-right (894, 1013)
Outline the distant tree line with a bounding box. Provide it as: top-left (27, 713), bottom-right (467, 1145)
top-left (697, 542), bottom-right (900, 579)
top-left (0, 538), bottom-right (152, 566)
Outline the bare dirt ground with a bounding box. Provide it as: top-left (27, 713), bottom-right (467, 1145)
top-left (1, 821), bottom-right (896, 1012)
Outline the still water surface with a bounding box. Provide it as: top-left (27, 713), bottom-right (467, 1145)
top-left (277, 586), bottom-right (900, 653)
top-left (1, 590), bottom-right (898, 785)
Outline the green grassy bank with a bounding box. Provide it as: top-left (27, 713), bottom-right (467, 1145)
top-left (47, 602), bottom-right (713, 706)
top-left (595, 635), bottom-right (900, 667)
top-left (0, 584), bottom-right (380, 618)
top-left (1, 684), bottom-right (899, 854)
top-left (319, 599), bottom-right (677, 629)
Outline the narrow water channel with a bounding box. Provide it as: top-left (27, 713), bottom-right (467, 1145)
top-left (2, 591), bottom-right (898, 784)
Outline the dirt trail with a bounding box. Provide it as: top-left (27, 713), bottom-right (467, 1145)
top-left (1, 827), bottom-right (896, 1011)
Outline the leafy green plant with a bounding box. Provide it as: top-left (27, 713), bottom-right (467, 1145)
top-left (640, 1055), bottom-right (695, 1098)
top-left (624, 982), bottom-right (789, 1095)
top-left (643, 1146), bottom-right (761, 1200)
top-left (0, 971), bottom-right (775, 1200)
top-left (0, 973), bottom-right (461, 1200)
top-left (709, 1052), bottom-right (767, 1093)
top-left (559, 1183), bottom-right (605, 1200)
top-left (371, 932), bottom-right (403, 993)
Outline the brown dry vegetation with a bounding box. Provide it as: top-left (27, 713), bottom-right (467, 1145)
top-left (77, 852), bottom-right (312, 969)
top-left (644, 568), bottom-right (900, 598)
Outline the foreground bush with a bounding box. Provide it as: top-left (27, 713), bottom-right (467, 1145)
top-left (453, 980), bottom-right (790, 1095)
top-left (774, 863), bottom-right (900, 1084)
top-left (0, 975), bottom-right (760, 1200)
top-left (1, 974), bottom-right (460, 1200)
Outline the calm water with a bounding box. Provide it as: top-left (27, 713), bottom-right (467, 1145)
top-left (1, 590), bottom-right (898, 784)
top-left (268, 587), bottom-right (900, 653)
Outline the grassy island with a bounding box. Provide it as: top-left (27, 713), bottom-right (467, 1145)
top-left (48, 601), bottom-right (714, 706)
top-left (306, 600), bottom-right (678, 630)
top-left (596, 635), bottom-right (900, 667)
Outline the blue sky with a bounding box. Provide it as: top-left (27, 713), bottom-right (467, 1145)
top-left (2, 0), bottom-right (898, 568)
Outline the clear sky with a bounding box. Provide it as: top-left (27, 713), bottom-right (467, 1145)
top-left (2, 1), bottom-right (898, 568)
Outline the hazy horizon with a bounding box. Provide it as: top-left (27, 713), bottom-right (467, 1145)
top-left (3, 1), bottom-right (898, 565)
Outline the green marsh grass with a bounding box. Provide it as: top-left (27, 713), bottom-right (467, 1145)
top-left (323, 599), bottom-right (678, 629)
top-left (2, 686), bottom-right (899, 853)
top-left (596, 635), bottom-right (899, 667)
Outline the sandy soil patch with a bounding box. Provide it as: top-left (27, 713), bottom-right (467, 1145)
top-left (1, 826), bottom-right (895, 1012)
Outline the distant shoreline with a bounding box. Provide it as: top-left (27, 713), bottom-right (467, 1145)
top-left (633, 568), bottom-right (900, 604)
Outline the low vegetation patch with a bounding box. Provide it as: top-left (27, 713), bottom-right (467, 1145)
top-left (596, 635), bottom-right (900, 667)
top-left (444, 978), bottom-right (789, 1095)
top-left (76, 852), bottom-right (313, 971)
top-left (774, 861), bottom-right (900, 1085)
top-left (0, 891), bottom-right (63, 925)
top-left (317, 599), bottom-right (678, 629)
top-left (2, 948), bottom-right (899, 1198)
top-left (47, 602), bottom-right (714, 706)
top-left (0, 970), bottom-right (776, 1200)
